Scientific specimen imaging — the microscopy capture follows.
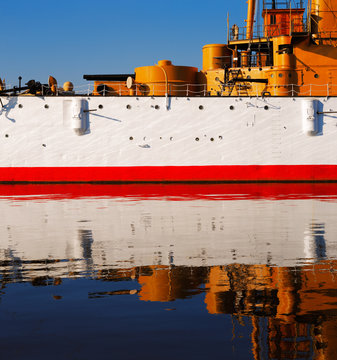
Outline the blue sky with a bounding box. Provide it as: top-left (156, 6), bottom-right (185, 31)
top-left (2, 0), bottom-right (248, 88)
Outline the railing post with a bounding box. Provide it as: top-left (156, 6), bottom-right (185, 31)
top-left (119, 83), bottom-right (121, 96)
top-left (204, 84), bottom-right (206, 96)
top-left (327, 83), bottom-right (329, 98)
top-left (186, 83), bottom-right (189, 97)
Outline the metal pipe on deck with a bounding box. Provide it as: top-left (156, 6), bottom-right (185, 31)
top-left (246, 0), bottom-right (256, 39)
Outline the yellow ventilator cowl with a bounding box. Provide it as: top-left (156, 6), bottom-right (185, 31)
top-left (63, 81), bottom-right (74, 92)
top-left (48, 76), bottom-right (58, 94)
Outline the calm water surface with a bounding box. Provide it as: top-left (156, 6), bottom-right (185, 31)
top-left (1, 183), bottom-right (337, 359)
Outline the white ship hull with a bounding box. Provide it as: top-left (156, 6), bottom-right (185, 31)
top-left (0, 95), bottom-right (337, 181)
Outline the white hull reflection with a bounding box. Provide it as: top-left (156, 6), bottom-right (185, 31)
top-left (0, 185), bottom-right (337, 280)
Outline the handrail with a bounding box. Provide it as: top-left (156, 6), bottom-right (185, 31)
top-left (229, 19), bottom-right (307, 41)
top-left (263, 0), bottom-right (304, 10)
top-left (2, 82), bottom-right (337, 98)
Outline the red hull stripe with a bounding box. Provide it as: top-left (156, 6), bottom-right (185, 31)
top-left (1, 165), bottom-right (337, 182)
top-left (1, 183), bottom-right (337, 201)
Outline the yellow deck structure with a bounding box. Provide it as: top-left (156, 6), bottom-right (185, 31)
top-left (87, 0), bottom-right (337, 98)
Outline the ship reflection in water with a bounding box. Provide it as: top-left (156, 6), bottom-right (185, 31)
top-left (1, 184), bottom-right (337, 359)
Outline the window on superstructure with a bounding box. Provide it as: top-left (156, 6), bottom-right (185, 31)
top-left (270, 15), bottom-right (276, 24)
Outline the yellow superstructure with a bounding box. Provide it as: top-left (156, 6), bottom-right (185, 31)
top-left (87, 0), bottom-right (337, 98)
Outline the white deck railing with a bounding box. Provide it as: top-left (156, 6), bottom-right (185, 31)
top-left (1, 82), bottom-right (336, 98)
top-left (71, 82), bottom-right (337, 98)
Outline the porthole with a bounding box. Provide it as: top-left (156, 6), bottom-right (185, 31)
top-left (129, 136), bottom-right (134, 140)
top-left (5, 134), bottom-right (9, 138)
top-left (314, 74), bottom-right (319, 79)
top-left (126, 104), bottom-right (131, 109)
top-left (195, 137), bottom-right (199, 141)
top-left (210, 138), bottom-right (214, 142)
top-left (270, 74), bottom-right (274, 78)
top-left (155, 105), bottom-right (160, 110)
top-left (278, 73), bottom-right (283, 78)
top-left (18, 104), bottom-right (23, 108)
top-left (219, 135), bottom-right (223, 140)
top-left (42, 144), bottom-right (46, 147)
top-left (229, 105), bottom-right (234, 110)
top-left (98, 104), bottom-right (103, 109)
top-left (44, 104), bottom-right (49, 109)
top-left (264, 105), bottom-right (269, 110)
top-left (199, 105), bottom-right (204, 110)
